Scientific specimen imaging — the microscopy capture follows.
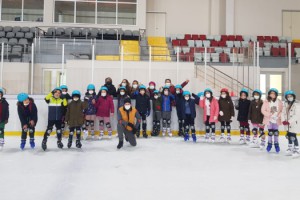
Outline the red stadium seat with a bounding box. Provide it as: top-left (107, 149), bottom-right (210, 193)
top-left (172, 40), bottom-right (180, 46)
top-left (220, 53), bottom-right (228, 63)
top-left (184, 34), bottom-right (192, 40)
top-left (258, 41), bottom-right (264, 47)
top-left (199, 34), bottom-right (206, 40)
top-left (221, 35), bottom-right (228, 41)
top-left (271, 36), bottom-right (279, 43)
top-left (264, 36), bottom-right (272, 42)
top-left (271, 47), bottom-right (279, 57)
top-left (210, 40), bottom-right (219, 47)
top-left (207, 47), bottom-right (215, 53)
top-left (192, 34), bottom-right (199, 40)
top-left (219, 40), bottom-right (227, 47)
top-left (235, 35), bottom-right (243, 41)
top-left (231, 47), bottom-right (239, 53)
top-left (180, 39), bottom-right (188, 46)
top-left (197, 47), bottom-right (205, 53)
top-left (228, 35), bottom-right (235, 41)
top-left (279, 48), bottom-right (286, 57)
top-left (257, 36), bottom-right (265, 41)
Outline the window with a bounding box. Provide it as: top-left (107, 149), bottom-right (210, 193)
top-left (1, 0), bottom-right (44, 22)
top-left (53, 0), bottom-right (137, 25)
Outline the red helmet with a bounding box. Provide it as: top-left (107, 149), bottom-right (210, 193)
top-left (220, 88), bottom-right (228, 93)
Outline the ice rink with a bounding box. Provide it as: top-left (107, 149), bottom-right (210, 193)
top-left (0, 135), bottom-right (300, 200)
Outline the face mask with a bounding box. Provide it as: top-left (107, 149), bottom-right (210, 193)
top-left (254, 95), bottom-right (260, 100)
top-left (124, 105), bottom-right (131, 110)
top-left (120, 91), bottom-right (125, 96)
top-left (140, 90), bottom-right (145, 95)
top-left (221, 94), bottom-right (226, 98)
top-left (154, 95), bottom-right (158, 99)
top-left (121, 83), bottom-right (126, 87)
top-left (206, 93), bottom-right (211, 98)
top-left (165, 83), bottom-right (171, 87)
top-left (149, 85), bottom-right (155, 90)
top-left (164, 91), bottom-right (169, 96)
top-left (0, 96), bottom-right (2, 100)
top-left (132, 84), bottom-right (138, 89)
top-left (73, 97), bottom-right (79, 101)
top-left (106, 81), bottom-right (111, 85)
top-left (185, 96), bottom-right (189, 101)
top-left (62, 91), bottom-right (67, 95)
top-left (101, 93), bottom-right (107, 97)
top-left (288, 97), bottom-right (294, 102)
top-left (88, 90), bottom-right (94, 95)
top-left (176, 90), bottom-right (180, 94)
top-left (23, 102), bottom-right (29, 106)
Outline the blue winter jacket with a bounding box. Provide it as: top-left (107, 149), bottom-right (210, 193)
top-left (161, 94), bottom-right (175, 112)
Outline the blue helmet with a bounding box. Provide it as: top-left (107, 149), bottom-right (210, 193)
top-left (0, 87), bottom-right (3, 94)
top-left (204, 88), bottom-right (212, 94)
top-left (17, 93), bottom-right (29, 102)
top-left (268, 88), bottom-right (278, 95)
top-left (163, 86), bottom-right (170, 90)
top-left (72, 90), bottom-right (81, 97)
top-left (284, 90), bottom-right (296, 97)
top-left (197, 92), bottom-right (204, 97)
top-left (175, 84), bottom-right (182, 89)
top-left (119, 86), bottom-right (126, 91)
top-left (100, 86), bottom-right (108, 91)
top-left (60, 85), bottom-right (68, 90)
top-left (139, 85), bottom-right (147, 90)
top-left (54, 87), bottom-right (62, 92)
top-left (183, 91), bottom-right (190, 96)
top-left (87, 84), bottom-right (95, 90)
top-left (253, 89), bottom-right (262, 96)
top-left (240, 88), bottom-right (249, 96)
top-left (154, 90), bottom-right (160, 94)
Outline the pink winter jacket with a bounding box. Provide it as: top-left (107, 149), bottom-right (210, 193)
top-left (95, 95), bottom-right (115, 117)
top-left (261, 99), bottom-right (283, 125)
top-left (200, 97), bottom-right (219, 123)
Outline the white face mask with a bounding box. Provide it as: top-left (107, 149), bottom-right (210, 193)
top-left (154, 95), bottom-right (158, 99)
top-left (221, 94), bottom-right (226, 99)
top-left (124, 105), bottom-right (131, 110)
top-left (165, 83), bottom-right (171, 87)
top-left (164, 91), bottom-right (169, 96)
top-left (0, 96), bottom-right (2, 100)
top-left (121, 83), bottom-right (126, 87)
top-left (254, 95), bottom-right (260, 100)
top-left (176, 90), bottom-right (180, 94)
top-left (185, 96), bottom-right (189, 101)
top-left (288, 97), bottom-right (294, 102)
top-left (120, 91), bottom-right (125, 96)
top-left (73, 97), bottom-right (79, 101)
top-left (88, 90), bottom-right (94, 95)
top-left (206, 93), bottom-right (211, 98)
top-left (101, 93), bottom-right (107, 97)
top-left (149, 85), bottom-right (155, 90)
top-left (62, 91), bottom-right (67, 95)
top-left (24, 102), bottom-right (29, 106)
top-left (132, 84), bottom-right (138, 89)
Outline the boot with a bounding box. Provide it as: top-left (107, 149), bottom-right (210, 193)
top-left (57, 140), bottom-right (64, 149)
top-left (76, 140), bottom-right (82, 148)
top-left (20, 139), bottom-right (26, 150)
top-left (30, 138), bottom-right (35, 149)
top-left (41, 139), bottom-right (47, 151)
top-left (143, 130), bottom-right (148, 138)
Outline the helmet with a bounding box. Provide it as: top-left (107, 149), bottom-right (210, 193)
top-left (253, 89), bottom-right (262, 96)
top-left (220, 88), bottom-right (228, 93)
top-left (119, 86), bottom-right (126, 91)
top-left (0, 87), bottom-right (3, 94)
top-left (72, 90), bottom-right (81, 97)
top-left (197, 92), bottom-right (204, 97)
top-left (54, 87), bottom-right (62, 92)
top-left (87, 84), bottom-right (95, 90)
top-left (139, 85), bottom-right (147, 90)
top-left (182, 91), bottom-right (190, 96)
top-left (100, 86), bottom-right (108, 91)
top-left (175, 84), bottom-right (182, 89)
top-left (268, 88), bottom-right (278, 95)
top-left (17, 93), bottom-right (29, 102)
top-left (60, 85), bottom-right (68, 90)
top-left (163, 86), bottom-right (170, 90)
top-left (284, 90), bottom-right (296, 97)
top-left (204, 88), bottom-right (212, 94)
top-left (154, 90), bottom-right (159, 94)
top-left (240, 88), bottom-right (249, 96)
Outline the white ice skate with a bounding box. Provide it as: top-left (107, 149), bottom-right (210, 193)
top-left (108, 131), bottom-right (112, 139)
top-left (83, 130), bottom-right (89, 140)
top-left (249, 138), bottom-right (260, 148)
top-left (292, 148), bottom-right (300, 158)
top-left (286, 149), bottom-right (293, 156)
top-left (99, 131), bottom-right (104, 140)
top-left (167, 128), bottom-right (172, 137)
top-left (259, 142), bottom-right (266, 150)
top-left (239, 137), bottom-right (246, 145)
top-left (162, 128), bottom-right (166, 137)
top-left (0, 138), bottom-right (4, 151)
top-left (219, 133), bottom-right (226, 143)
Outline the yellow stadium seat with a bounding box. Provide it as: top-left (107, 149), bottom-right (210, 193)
top-left (121, 40), bottom-right (140, 61)
top-left (147, 37), bottom-right (171, 61)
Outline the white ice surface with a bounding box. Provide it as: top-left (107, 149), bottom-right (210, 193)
top-left (0, 136), bottom-right (300, 200)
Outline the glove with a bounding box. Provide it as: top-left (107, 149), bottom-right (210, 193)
top-left (127, 122), bottom-right (136, 133)
top-left (219, 111), bottom-right (224, 116)
top-left (282, 121), bottom-right (289, 125)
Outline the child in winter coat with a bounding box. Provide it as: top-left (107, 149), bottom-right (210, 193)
top-left (65, 90), bottom-right (87, 148)
top-left (200, 88), bottom-right (219, 143)
top-left (235, 88), bottom-right (251, 144)
top-left (162, 79), bottom-right (189, 95)
top-left (118, 79), bottom-right (131, 95)
top-left (104, 77), bottom-right (117, 97)
top-left (17, 93), bottom-right (38, 150)
top-left (147, 81), bottom-right (156, 98)
top-left (218, 88), bottom-right (235, 142)
top-left (117, 86), bottom-right (130, 111)
top-left (261, 88), bottom-right (283, 153)
top-left (95, 86), bottom-right (115, 139)
top-left (131, 85), bottom-right (151, 138)
top-left (60, 85), bottom-right (71, 137)
top-left (151, 90), bottom-right (162, 136)
top-left (282, 90), bottom-right (299, 156)
top-left (42, 87), bottom-right (68, 151)
top-left (83, 84), bottom-right (97, 139)
top-left (161, 86), bottom-right (175, 137)
top-left (175, 85), bottom-right (185, 136)
top-left (0, 88), bottom-right (9, 150)
top-left (181, 91), bottom-right (197, 142)
top-left (248, 89), bottom-right (265, 148)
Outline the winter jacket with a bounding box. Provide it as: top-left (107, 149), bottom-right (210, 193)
top-left (84, 93), bottom-right (97, 115)
top-left (200, 97), bottom-right (219, 123)
top-left (61, 93), bottom-right (71, 116)
top-left (261, 99), bottom-right (283, 125)
top-left (181, 98), bottom-right (196, 119)
top-left (104, 83), bottom-right (117, 98)
top-left (118, 107), bottom-right (141, 131)
top-left (0, 98), bottom-right (9, 123)
top-left (235, 99), bottom-right (251, 122)
top-left (95, 95), bottom-right (114, 117)
top-left (283, 101), bottom-right (299, 133)
top-left (152, 97), bottom-right (162, 112)
top-left (132, 93), bottom-right (151, 114)
top-left (65, 100), bottom-right (88, 127)
top-left (175, 93), bottom-right (185, 119)
top-left (117, 95), bottom-right (130, 109)
top-left (218, 97), bottom-right (235, 122)
top-left (248, 100), bottom-right (264, 124)
top-left (45, 92), bottom-right (68, 121)
top-left (161, 94), bottom-right (175, 112)
top-left (147, 88), bottom-right (156, 98)
top-left (17, 98), bottom-right (38, 126)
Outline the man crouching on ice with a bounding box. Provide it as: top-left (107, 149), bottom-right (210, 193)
top-left (117, 98), bottom-right (141, 149)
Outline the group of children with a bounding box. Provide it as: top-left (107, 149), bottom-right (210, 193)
top-left (0, 79), bottom-right (298, 156)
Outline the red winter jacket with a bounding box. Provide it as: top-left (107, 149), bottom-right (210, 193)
top-left (95, 95), bottom-right (114, 117)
